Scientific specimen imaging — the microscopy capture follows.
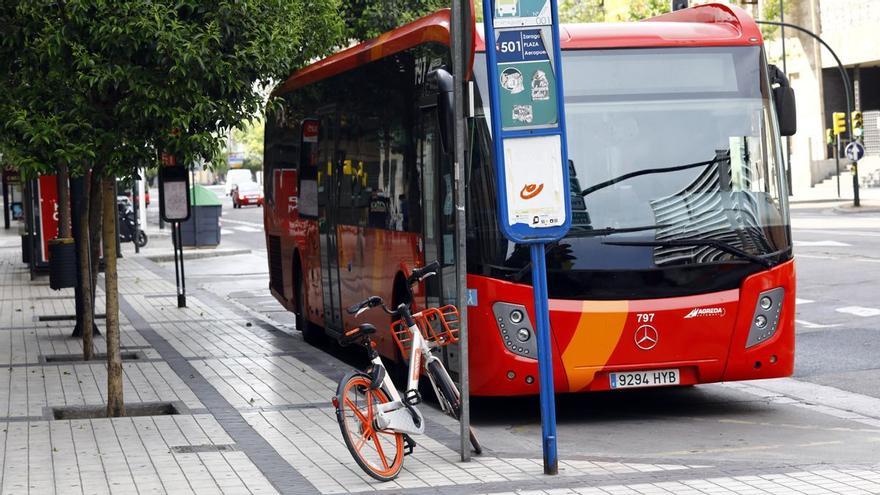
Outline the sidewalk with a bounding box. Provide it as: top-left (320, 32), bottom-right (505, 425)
top-left (2, 226), bottom-right (880, 494)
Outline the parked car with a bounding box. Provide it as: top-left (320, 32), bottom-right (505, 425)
top-left (132, 187), bottom-right (151, 207)
top-left (225, 169), bottom-right (254, 196)
top-left (232, 182), bottom-right (263, 208)
top-left (118, 184), bottom-right (150, 206)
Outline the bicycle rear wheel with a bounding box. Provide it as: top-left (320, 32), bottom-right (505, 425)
top-left (426, 360), bottom-right (483, 455)
top-left (335, 372), bottom-right (405, 481)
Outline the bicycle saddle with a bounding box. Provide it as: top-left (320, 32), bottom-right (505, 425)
top-left (340, 323), bottom-right (377, 345)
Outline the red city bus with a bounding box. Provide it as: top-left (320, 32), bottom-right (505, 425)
top-left (263, 3), bottom-right (797, 395)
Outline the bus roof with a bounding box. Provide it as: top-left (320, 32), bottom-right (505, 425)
top-left (274, 3), bottom-right (761, 96)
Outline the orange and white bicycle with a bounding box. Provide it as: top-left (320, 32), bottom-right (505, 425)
top-left (332, 261), bottom-right (482, 481)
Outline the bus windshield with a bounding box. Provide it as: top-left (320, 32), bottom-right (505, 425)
top-left (470, 46), bottom-right (792, 299)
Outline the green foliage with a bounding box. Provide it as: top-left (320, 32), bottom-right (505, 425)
top-left (232, 119), bottom-right (265, 169)
top-left (757, 0), bottom-right (791, 40)
top-left (559, 0), bottom-right (605, 23)
top-left (626, 0), bottom-right (668, 21)
top-left (341, 0), bottom-right (448, 41)
top-left (0, 0), bottom-right (343, 180)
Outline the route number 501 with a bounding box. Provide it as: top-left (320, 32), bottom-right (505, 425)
top-left (637, 313), bottom-right (655, 323)
top-left (498, 41), bottom-right (523, 54)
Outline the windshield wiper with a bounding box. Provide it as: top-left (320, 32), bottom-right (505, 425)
top-left (602, 239), bottom-right (781, 268)
top-left (580, 153), bottom-right (729, 197)
top-left (569, 224), bottom-right (670, 237)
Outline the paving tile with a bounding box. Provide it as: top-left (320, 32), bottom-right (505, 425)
top-left (192, 355), bottom-right (335, 409)
top-left (152, 320), bottom-right (281, 358)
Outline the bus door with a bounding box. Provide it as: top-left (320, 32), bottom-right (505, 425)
top-left (319, 154), bottom-right (344, 333)
top-left (419, 104), bottom-right (458, 364)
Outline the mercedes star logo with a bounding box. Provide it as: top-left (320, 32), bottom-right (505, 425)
top-left (634, 325), bottom-right (659, 351)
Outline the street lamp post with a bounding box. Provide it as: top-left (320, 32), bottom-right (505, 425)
top-left (756, 20), bottom-right (859, 207)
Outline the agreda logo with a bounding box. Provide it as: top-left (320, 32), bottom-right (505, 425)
top-left (683, 307), bottom-right (726, 319)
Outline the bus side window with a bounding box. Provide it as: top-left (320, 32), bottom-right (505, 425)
top-left (298, 123), bottom-right (319, 219)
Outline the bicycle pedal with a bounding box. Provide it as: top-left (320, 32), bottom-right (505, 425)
top-left (404, 389), bottom-right (422, 405)
top-left (403, 434), bottom-right (417, 456)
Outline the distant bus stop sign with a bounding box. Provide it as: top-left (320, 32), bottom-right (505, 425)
top-left (159, 153), bottom-right (191, 223)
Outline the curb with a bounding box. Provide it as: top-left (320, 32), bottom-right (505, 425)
top-left (789, 198), bottom-right (850, 205)
top-left (832, 204), bottom-right (880, 214)
top-left (145, 248), bottom-right (251, 263)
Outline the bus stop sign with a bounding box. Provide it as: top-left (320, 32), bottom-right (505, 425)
top-left (482, 0), bottom-right (570, 476)
top-left (483, 0), bottom-right (571, 244)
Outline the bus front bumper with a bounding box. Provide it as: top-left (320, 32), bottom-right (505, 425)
top-left (465, 260), bottom-right (795, 396)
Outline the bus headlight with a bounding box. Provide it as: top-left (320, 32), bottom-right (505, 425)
top-left (746, 288), bottom-right (784, 348)
top-left (510, 310), bottom-right (524, 324)
top-left (492, 302), bottom-right (537, 360)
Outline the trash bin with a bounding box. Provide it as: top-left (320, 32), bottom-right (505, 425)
top-left (48, 237), bottom-right (77, 290)
top-left (178, 185), bottom-right (221, 247)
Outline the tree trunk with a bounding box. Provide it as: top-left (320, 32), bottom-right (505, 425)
top-left (88, 171), bottom-right (103, 325)
top-left (102, 177), bottom-right (124, 417)
top-left (57, 164), bottom-right (71, 239)
top-left (78, 174), bottom-right (95, 360)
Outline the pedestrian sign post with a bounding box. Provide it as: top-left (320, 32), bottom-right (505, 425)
top-left (481, 0), bottom-right (571, 475)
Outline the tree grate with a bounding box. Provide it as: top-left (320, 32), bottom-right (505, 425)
top-left (40, 350), bottom-right (148, 363)
top-left (49, 401), bottom-right (186, 420)
top-left (170, 444), bottom-right (238, 454)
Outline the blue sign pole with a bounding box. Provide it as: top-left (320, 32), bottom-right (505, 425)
top-left (482, 0), bottom-right (570, 475)
top-left (530, 243), bottom-right (558, 473)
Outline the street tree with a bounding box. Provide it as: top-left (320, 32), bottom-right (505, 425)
top-left (626, 0), bottom-right (668, 21)
top-left (558, 0), bottom-right (605, 23)
top-left (0, 0), bottom-right (341, 417)
top-left (232, 119), bottom-right (266, 174)
top-left (341, 0), bottom-right (447, 40)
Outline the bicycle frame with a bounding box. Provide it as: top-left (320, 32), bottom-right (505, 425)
top-left (369, 309), bottom-right (449, 437)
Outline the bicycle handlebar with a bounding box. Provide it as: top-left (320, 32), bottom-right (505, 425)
top-left (407, 260), bottom-right (440, 286)
top-left (346, 296), bottom-right (384, 316)
top-left (348, 261), bottom-right (441, 319)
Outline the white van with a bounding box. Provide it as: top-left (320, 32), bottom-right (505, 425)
top-left (225, 169), bottom-right (254, 196)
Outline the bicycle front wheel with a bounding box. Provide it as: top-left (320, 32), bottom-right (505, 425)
top-left (335, 372), bottom-right (404, 481)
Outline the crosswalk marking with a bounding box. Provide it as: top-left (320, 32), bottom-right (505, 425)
top-left (835, 306), bottom-right (880, 317)
top-left (794, 240), bottom-right (852, 247)
top-left (795, 298), bottom-right (814, 305)
top-left (220, 218), bottom-right (264, 228)
top-left (796, 319), bottom-right (842, 329)
top-left (232, 225), bottom-right (262, 233)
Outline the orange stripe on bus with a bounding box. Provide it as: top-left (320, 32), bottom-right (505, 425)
top-left (561, 300), bottom-right (629, 392)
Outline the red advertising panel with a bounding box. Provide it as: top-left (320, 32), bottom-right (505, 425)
top-left (302, 119), bottom-right (319, 143)
top-left (37, 175), bottom-right (59, 262)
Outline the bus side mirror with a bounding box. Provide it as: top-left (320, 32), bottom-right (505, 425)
top-left (774, 86), bottom-right (797, 137)
top-left (769, 64), bottom-right (797, 137)
top-left (428, 68), bottom-right (455, 154)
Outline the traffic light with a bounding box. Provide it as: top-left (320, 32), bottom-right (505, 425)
top-left (852, 111), bottom-right (863, 137)
top-left (832, 112), bottom-right (847, 136)
top-left (826, 128), bottom-right (833, 145)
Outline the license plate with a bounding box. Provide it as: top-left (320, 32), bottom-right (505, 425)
top-left (609, 369), bottom-right (680, 389)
